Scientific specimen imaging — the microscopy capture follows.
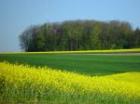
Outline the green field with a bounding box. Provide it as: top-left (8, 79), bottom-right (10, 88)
top-left (0, 51), bottom-right (140, 76)
top-left (0, 49), bottom-right (140, 104)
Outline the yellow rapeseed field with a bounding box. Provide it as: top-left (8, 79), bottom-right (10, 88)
top-left (1, 48), bottom-right (140, 54)
top-left (0, 62), bottom-right (140, 104)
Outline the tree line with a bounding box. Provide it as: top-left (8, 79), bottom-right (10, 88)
top-left (19, 20), bottom-right (140, 51)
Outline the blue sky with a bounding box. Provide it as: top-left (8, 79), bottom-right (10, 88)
top-left (0, 0), bottom-right (140, 52)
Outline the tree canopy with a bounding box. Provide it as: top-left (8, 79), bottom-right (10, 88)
top-left (19, 20), bottom-right (140, 51)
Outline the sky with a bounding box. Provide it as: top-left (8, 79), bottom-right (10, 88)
top-left (0, 0), bottom-right (140, 52)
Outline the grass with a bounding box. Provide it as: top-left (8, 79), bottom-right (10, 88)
top-left (0, 62), bottom-right (140, 104)
top-left (0, 49), bottom-right (140, 104)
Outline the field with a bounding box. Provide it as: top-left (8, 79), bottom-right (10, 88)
top-left (0, 49), bottom-right (140, 104)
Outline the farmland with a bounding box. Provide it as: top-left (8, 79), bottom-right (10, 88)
top-left (0, 49), bottom-right (140, 104)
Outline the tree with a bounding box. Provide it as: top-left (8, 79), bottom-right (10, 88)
top-left (133, 28), bottom-right (140, 47)
top-left (33, 26), bottom-right (46, 51)
top-left (19, 20), bottom-right (137, 52)
top-left (19, 26), bottom-right (39, 51)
